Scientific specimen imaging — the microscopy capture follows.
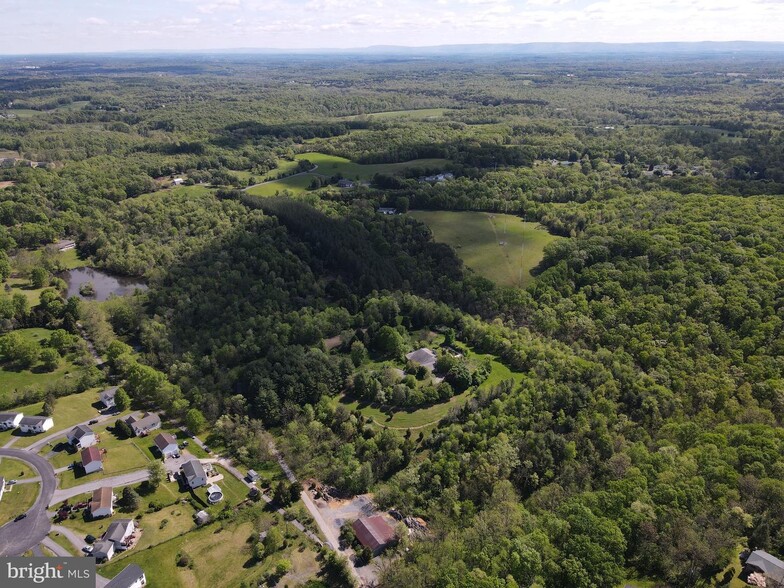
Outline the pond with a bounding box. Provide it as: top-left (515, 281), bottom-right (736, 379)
top-left (62, 267), bottom-right (148, 301)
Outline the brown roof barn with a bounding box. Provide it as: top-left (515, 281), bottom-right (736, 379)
top-left (352, 515), bottom-right (396, 554)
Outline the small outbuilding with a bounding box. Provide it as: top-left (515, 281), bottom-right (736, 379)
top-left (352, 515), bottom-right (396, 555)
top-left (744, 550), bottom-right (784, 587)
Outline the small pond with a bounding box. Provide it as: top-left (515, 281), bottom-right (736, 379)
top-left (62, 267), bottom-right (148, 301)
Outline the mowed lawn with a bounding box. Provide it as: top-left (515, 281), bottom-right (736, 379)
top-left (0, 481), bottom-right (40, 525)
top-left (296, 152), bottom-right (450, 181)
top-left (0, 328), bottom-right (83, 403)
top-left (0, 456), bottom-right (37, 480)
top-left (410, 210), bottom-right (562, 288)
top-left (100, 513), bottom-right (321, 588)
top-left (343, 107), bottom-right (451, 120)
top-left (244, 173), bottom-right (315, 197)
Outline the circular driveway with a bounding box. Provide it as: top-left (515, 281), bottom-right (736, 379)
top-left (0, 448), bottom-right (56, 556)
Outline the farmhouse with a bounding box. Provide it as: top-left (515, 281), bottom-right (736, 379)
top-left (92, 540), bottom-right (115, 562)
top-left (18, 416), bottom-right (54, 434)
top-left (153, 432), bottom-right (178, 458)
top-left (67, 424), bottom-right (97, 449)
top-left (352, 515), bottom-right (397, 555)
top-left (180, 459), bottom-right (207, 489)
top-left (81, 446), bottom-right (103, 474)
top-left (90, 486), bottom-right (115, 518)
top-left (99, 386), bottom-right (118, 409)
top-left (54, 239), bottom-right (76, 252)
top-left (743, 550), bottom-right (784, 586)
top-left (125, 412), bottom-right (161, 437)
top-left (377, 207), bottom-right (397, 215)
top-left (105, 564), bottom-right (147, 588)
top-left (337, 179), bottom-right (355, 188)
top-left (0, 412), bottom-right (23, 430)
top-left (103, 519), bottom-right (136, 549)
top-left (405, 348), bottom-right (437, 371)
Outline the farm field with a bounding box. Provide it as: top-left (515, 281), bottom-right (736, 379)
top-left (409, 210), bottom-right (562, 288)
top-left (0, 328), bottom-right (83, 404)
top-left (99, 510), bottom-right (320, 588)
top-left (343, 107), bottom-right (451, 120)
top-left (244, 173), bottom-right (314, 197)
top-left (295, 152), bottom-right (449, 180)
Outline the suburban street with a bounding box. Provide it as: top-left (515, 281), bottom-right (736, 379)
top-left (0, 448), bottom-right (56, 556)
top-left (50, 469), bottom-right (150, 505)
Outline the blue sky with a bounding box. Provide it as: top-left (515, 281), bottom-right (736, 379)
top-left (1, 0), bottom-right (782, 54)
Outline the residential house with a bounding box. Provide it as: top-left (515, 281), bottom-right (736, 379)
top-left (67, 424), bottom-right (97, 449)
top-left (105, 564), bottom-right (146, 588)
top-left (102, 519), bottom-right (136, 550)
top-left (99, 386), bottom-right (119, 409)
top-left (90, 486), bottom-right (115, 518)
top-left (337, 179), bottom-right (355, 188)
top-left (92, 540), bottom-right (115, 562)
top-left (352, 515), bottom-right (397, 555)
top-left (180, 459), bottom-right (207, 489)
top-left (172, 178), bottom-right (185, 186)
top-left (743, 550), bottom-right (784, 587)
top-left (0, 412), bottom-right (23, 430)
top-left (377, 207), bottom-right (397, 215)
top-left (125, 412), bottom-right (161, 437)
top-left (18, 416), bottom-right (54, 434)
top-left (81, 446), bottom-right (103, 474)
top-left (54, 239), bottom-right (76, 252)
top-left (153, 432), bottom-right (178, 458)
top-left (0, 477), bottom-right (5, 502)
top-left (246, 469), bottom-right (260, 483)
top-left (405, 348), bottom-right (437, 371)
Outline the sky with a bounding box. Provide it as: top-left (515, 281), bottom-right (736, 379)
top-left (0, 0), bottom-right (782, 55)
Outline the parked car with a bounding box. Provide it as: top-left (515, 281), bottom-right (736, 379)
top-left (85, 534), bottom-right (96, 544)
top-left (7, 479), bottom-right (17, 485)
top-left (88, 419), bottom-right (99, 425)
top-left (67, 463), bottom-right (75, 470)
top-left (182, 440), bottom-right (189, 446)
top-left (82, 546), bottom-right (93, 553)
top-left (14, 513), bottom-right (27, 522)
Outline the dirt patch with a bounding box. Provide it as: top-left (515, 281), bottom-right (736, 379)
top-left (0, 181), bottom-right (14, 190)
top-left (322, 335), bottom-right (343, 351)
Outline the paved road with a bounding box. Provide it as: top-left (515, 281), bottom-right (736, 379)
top-left (50, 468), bottom-right (149, 505)
top-left (26, 410), bottom-right (137, 454)
top-left (0, 449), bottom-right (56, 556)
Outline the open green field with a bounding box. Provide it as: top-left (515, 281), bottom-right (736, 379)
top-left (47, 531), bottom-right (79, 556)
top-left (0, 456), bottom-right (37, 480)
top-left (344, 108), bottom-right (451, 120)
top-left (100, 510), bottom-right (320, 588)
top-left (0, 481), bottom-right (40, 526)
top-left (4, 278), bottom-right (49, 306)
top-left (0, 388), bottom-right (103, 448)
top-left (409, 211), bottom-right (562, 288)
top-left (0, 328), bottom-right (83, 404)
top-left (296, 152), bottom-right (449, 180)
top-left (244, 173), bottom-right (315, 197)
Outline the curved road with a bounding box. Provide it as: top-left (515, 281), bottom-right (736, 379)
top-left (0, 448), bottom-right (56, 556)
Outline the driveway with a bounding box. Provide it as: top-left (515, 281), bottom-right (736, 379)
top-left (0, 448), bottom-right (56, 556)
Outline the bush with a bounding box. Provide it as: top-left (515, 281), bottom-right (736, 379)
top-left (176, 553), bottom-right (192, 568)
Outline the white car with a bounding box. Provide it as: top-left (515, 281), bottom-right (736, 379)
top-left (82, 546), bottom-right (93, 554)
top-left (7, 480), bottom-right (17, 485)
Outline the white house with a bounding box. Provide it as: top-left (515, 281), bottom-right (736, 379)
top-left (81, 446), bottom-right (103, 474)
top-left (153, 432), bottom-right (178, 459)
top-left (90, 486), bottom-right (114, 518)
top-left (180, 460), bottom-right (207, 489)
top-left (105, 564), bottom-right (146, 588)
top-left (103, 519), bottom-right (136, 549)
top-left (92, 540), bottom-right (115, 562)
top-left (0, 412), bottom-right (23, 431)
top-left (18, 416), bottom-right (54, 434)
top-left (99, 386), bottom-right (119, 409)
top-left (67, 424), bottom-right (97, 449)
top-left (126, 412), bottom-right (161, 437)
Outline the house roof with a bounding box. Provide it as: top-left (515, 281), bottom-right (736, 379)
top-left (153, 432), bottom-right (177, 451)
top-left (0, 412), bottom-right (21, 421)
top-left (194, 510), bottom-right (210, 524)
top-left (352, 516), bottom-right (396, 552)
top-left (91, 487), bottom-right (113, 512)
top-left (92, 540), bottom-right (114, 558)
top-left (127, 412), bottom-right (160, 431)
top-left (70, 424), bottom-right (94, 440)
top-left (747, 550), bottom-right (784, 582)
top-left (181, 459), bottom-right (206, 481)
top-left (19, 416), bottom-right (51, 426)
top-left (104, 519), bottom-right (134, 543)
top-left (100, 386), bottom-right (118, 399)
top-left (105, 564), bottom-right (145, 588)
top-left (405, 348), bottom-right (437, 368)
top-left (81, 446), bottom-right (101, 465)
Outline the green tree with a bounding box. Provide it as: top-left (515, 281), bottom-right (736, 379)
top-left (30, 266), bottom-right (50, 289)
top-left (114, 388), bottom-right (131, 412)
top-left (275, 559), bottom-right (292, 576)
top-left (114, 419), bottom-right (133, 439)
top-left (120, 486), bottom-right (140, 511)
top-left (39, 348), bottom-right (60, 372)
top-left (42, 393), bottom-right (57, 416)
top-left (147, 461), bottom-right (166, 490)
top-left (350, 340), bottom-right (368, 367)
top-left (185, 408), bottom-right (207, 434)
top-left (263, 527), bottom-right (283, 553)
top-left (375, 326), bottom-right (405, 359)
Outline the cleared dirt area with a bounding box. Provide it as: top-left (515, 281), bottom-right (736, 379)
top-left (0, 181), bottom-right (14, 189)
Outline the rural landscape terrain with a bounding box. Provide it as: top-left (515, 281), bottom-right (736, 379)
top-left (0, 43), bottom-right (783, 588)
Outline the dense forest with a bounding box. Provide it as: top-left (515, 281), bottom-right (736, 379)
top-left (1, 51), bottom-right (784, 587)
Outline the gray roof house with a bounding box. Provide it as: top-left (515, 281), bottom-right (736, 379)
top-left (100, 386), bottom-right (119, 409)
top-left (105, 563), bottom-right (146, 588)
top-left (103, 519), bottom-right (135, 548)
top-left (405, 348), bottom-right (437, 371)
top-left (745, 550), bottom-right (784, 585)
top-left (67, 424), bottom-right (97, 448)
top-left (125, 412), bottom-right (161, 437)
top-left (0, 412), bottom-right (23, 430)
top-left (92, 540), bottom-right (115, 562)
top-left (180, 459), bottom-right (207, 489)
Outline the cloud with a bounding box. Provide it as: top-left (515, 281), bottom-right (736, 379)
top-left (84, 17), bottom-right (108, 26)
top-left (197, 0), bottom-right (241, 14)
